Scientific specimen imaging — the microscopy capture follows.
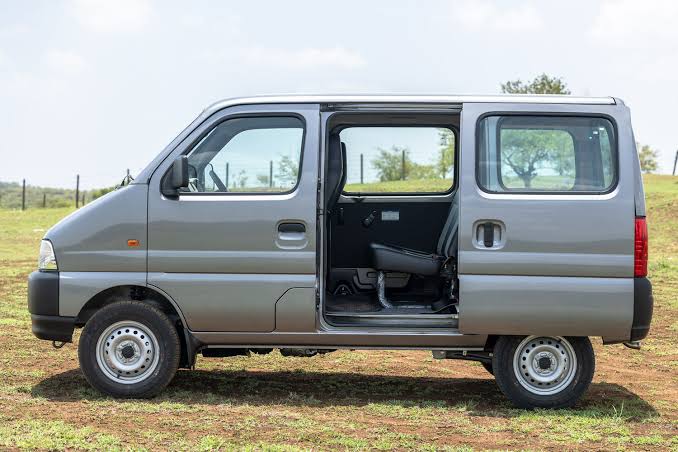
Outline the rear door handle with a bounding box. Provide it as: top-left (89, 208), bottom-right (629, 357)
top-left (482, 222), bottom-right (494, 247)
top-left (474, 220), bottom-right (505, 249)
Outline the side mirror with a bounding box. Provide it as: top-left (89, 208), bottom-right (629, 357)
top-left (162, 156), bottom-right (189, 197)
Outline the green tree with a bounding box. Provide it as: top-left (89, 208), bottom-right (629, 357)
top-left (90, 186), bottom-right (115, 200)
top-left (438, 129), bottom-right (455, 178)
top-left (501, 73), bottom-right (571, 95)
top-left (501, 129), bottom-right (573, 188)
top-left (409, 162), bottom-right (438, 180)
top-left (372, 146), bottom-right (408, 181)
top-left (499, 74), bottom-right (573, 188)
top-left (256, 174), bottom-right (270, 186)
top-left (637, 143), bottom-right (659, 173)
top-left (372, 146), bottom-right (442, 182)
top-left (276, 154), bottom-right (300, 186)
top-left (234, 170), bottom-right (248, 189)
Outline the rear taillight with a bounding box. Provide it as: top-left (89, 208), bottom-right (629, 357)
top-left (634, 217), bottom-right (648, 277)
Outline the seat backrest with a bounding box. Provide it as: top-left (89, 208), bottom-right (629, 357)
top-left (436, 190), bottom-right (459, 258)
top-left (325, 134), bottom-right (347, 213)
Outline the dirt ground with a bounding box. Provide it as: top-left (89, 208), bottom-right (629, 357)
top-left (0, 175), bottom-right (676, 450)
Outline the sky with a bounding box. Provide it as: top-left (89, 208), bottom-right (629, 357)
top-left (1, 0), bottom-right (677, 189)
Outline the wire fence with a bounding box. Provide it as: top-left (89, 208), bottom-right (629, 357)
top-left (0, 173), bottom-right (120, 211)
top-left (7, 148), bottom-right (678, 210)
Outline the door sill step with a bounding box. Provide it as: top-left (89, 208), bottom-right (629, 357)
top-left (326, 312), bottom-right (458, 320)
top-left (325, 311), bottom-right (459, 328)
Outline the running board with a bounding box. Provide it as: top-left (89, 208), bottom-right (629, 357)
top-left (325, 311), bottom-right (459, 328)
top-left (326, 312), bottom-right (458, 320)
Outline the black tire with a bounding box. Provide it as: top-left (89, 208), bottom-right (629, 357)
top-left (481, 361), bottom-right (494, 375)
top-left (78, 301), bottom-right (181, 398)
top-left (492, 335), bottom-right (594, 409)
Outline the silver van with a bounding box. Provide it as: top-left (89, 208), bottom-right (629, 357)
top-left (27, 95), bottom-right (653, 408)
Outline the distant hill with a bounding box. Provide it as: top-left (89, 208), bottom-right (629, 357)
top-left (0, 181), bottom-right (114, 209)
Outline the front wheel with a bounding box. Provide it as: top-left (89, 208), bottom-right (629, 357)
top-left (492, 335), bottom-right (594, 409)
top-left (78, 301), bottom-right (181, 398)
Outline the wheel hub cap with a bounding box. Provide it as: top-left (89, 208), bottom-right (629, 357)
top-left (513, 336), bottom-right (577, 396)
top-left (118, 342), bottom-right (138, 361)
top-left (535, 353), bottom-right (556, 374)
top-left (95, 321), bottom-right (160, 385)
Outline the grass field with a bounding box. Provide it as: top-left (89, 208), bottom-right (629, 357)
top-left (0, 175), bottom-right (676, 450)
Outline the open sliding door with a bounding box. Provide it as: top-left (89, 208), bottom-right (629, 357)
top-left (458, 101), bottom-right (637, 343)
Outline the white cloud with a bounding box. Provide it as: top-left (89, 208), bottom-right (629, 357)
top-left (70, 0), bottom-right (151, 33)
top-left (0, 23), bottom-right (30, 36)
top-left (453, 1), bottom-right (544, 32)
top-left (242, 46), bottom-right (366, 70)
top-left (233, 46), bottom-right (367, 70)
top-left (45, 50), bottom-right (88, 75)
top-left (591, 0), bottom-right (678, 46)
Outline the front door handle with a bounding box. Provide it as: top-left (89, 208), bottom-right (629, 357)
top-left (278, 222), bottom-right (306, 233)
top-left (276, 222), bottom-right (308, 250)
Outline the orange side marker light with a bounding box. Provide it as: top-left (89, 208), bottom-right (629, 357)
top-left (127, 239), bottom-right (140, 247)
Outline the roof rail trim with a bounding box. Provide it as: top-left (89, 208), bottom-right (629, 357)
top-left (204, 94), bottom-right (616, 115)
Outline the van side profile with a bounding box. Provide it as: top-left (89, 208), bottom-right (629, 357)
top-left (27, 95), bottom-right (653, 408)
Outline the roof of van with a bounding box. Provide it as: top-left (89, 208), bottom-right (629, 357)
top-left (205, 94), bottom-right (618, 113)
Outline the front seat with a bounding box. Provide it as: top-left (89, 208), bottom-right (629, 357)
top-left (325, 134), bottom-right (347, 214)
top-left (324, 134), bottom-right (347, 276)
top-left (370, 190), bottom-right (459, 276)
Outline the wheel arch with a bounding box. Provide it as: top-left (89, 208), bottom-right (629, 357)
top-left (75, 284), bottom-right (196, 368)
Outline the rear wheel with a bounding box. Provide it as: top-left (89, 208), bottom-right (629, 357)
top-left (492, 335), bottom-right (594, 409)
top-left (78, 301), bottom-right (181, 398)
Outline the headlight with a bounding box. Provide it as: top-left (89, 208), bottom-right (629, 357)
top-left (38, 240), bottom-right (58, 271)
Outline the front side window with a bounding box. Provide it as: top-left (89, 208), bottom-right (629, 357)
top-left (339, 127), bottom-right (456, 194)
top-left (478, 116), bottom-right (616, 193)
top-left (181, 116), bottom-right (304, 193)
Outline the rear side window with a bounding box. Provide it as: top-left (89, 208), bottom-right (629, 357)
top-left (181, 116), bottom-right (304, 194)
top-left (477, 116), bottom-right (616, 193)
top-left (339, 127), bottom-right (456, 194)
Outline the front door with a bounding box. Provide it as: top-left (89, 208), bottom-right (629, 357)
top-left (458, 102), bottom-right (636, 341)
top-left (147, 104), bottom-right (319, 332)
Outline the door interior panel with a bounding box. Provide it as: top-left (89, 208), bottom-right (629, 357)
top-left (330, 200), bottom-right (451, 268)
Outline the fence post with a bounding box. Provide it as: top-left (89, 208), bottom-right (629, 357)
top-left (82, 193), bottom-right (86, 206)
top-left (360, 154), bottom-right (364, 184)
top-left (673, 150), bottom-right (678, 176)
top-left (42, 193), bottom-right (46, 208)
top-left (269, 160), bottom-right (273, 187)
top-left (401, 149), bottom-right (405, 180)
top-left (22, 179), bottom-right (26, 211)
top-left (225, 163), bottom-right (229, 189)
top-left (75, 174), bottom-right (80, 208)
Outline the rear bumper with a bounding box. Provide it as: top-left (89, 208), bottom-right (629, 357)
top-left (28, 270), bottom-right (75, 342)
top-left (631, 277), bottom-right (653, 341)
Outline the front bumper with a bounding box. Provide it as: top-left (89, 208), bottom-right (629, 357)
top-left (27, 271), bottom-right (75, 342)
top-left (30, 314), bottom-right (75, 342)
top-left (631, 277), bottom-right (653, 341)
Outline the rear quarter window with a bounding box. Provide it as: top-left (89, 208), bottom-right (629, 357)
top-left (477, 115), bottom-right (617, 193)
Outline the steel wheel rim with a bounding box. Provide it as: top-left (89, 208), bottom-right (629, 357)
top-left (512, 336), bottom-right (577, 396)
top-left (95, 320), bottom-right (160, 385)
